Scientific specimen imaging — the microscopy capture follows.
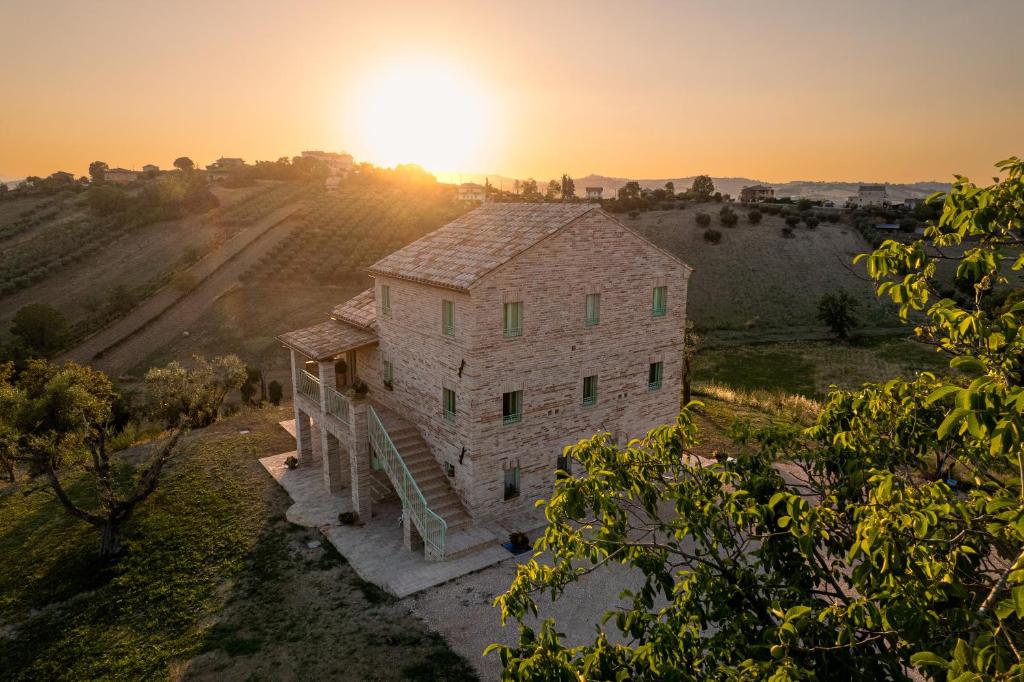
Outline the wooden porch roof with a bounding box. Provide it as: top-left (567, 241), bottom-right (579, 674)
top-left (277, 319), bottom-right (377, 361)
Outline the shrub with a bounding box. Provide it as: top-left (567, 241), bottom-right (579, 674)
top-left (696, 212), bottom-right (711, 228)
top-left (628, 210), bottom-right (640, 218)
top-left (817, 289), bottom-right (859, 339)
top-left (805, 217), bottom-right (819, 229)
top-left (785, 215), bottom-right (800, 228)
top-left (720, 211), bottom-right (738, 228)
top-left (703, 229), bottom-right (722, 244)
top-left (781, 226), bottom-right (794, 238)
top-left (284, 455), bottom-right (299, 469)
top-left (268, 380), bottom-right (283, 406)
top-left (747, 210), bottom-right (762, 224)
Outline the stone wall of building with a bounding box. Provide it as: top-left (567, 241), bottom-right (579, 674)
top-left (361, 277), bottom-right (477, 507)
top-left (461, 211), bottom-right (690, 521)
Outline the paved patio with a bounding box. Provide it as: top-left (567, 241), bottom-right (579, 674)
top-left (261, 420), bottom-right (538, 597)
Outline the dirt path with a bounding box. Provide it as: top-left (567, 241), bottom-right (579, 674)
top-left (63, 203), bottom-right (302, 376)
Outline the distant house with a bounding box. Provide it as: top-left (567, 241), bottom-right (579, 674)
top-left (457, 182), bottom-right (486, 203)
top-left (585, 187), bottom-right (603, 200)
top-left (142, 164), bottom-right (160, 175)
top-left (739, 185), bottom-right (775, 203)
top-left (302, 150), bottom-right (354, 176)
top-left (105, 168), bottom-right (139, 185)
top-left (904, 197), bottom-right (925, 210)
top-left (205, 157), bottom-right (245, 180)
top-left (855, 184), bottom-right (888, 207)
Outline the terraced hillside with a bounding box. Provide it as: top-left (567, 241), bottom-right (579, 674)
top-left (0, 181), bottom-right (309, 347)
top-left (133, 184), bottom-right (467, 377)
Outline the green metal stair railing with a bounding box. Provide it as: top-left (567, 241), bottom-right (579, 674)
top-left (367, 405), bottom-right (447, 559)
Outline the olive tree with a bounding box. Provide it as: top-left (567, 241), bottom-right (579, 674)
top-left (0, 355), bottom-right (245, 559)
top-left (488, 158), bottom-right (1024, 680)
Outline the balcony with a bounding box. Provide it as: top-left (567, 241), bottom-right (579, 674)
top-left (297, 370), bottom-right (320, 402)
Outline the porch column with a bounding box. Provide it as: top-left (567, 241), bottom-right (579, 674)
top-left (403, 510), bottom-right (424, 552)
top-left (317, 360), bottom-right (341, 490)
top-left (348, 398), bottom-right (373, 520)
top-left (294, 409), bottom-right (313, 463)
top-left (290, 350), bottom-right (313, 463)
top-left (323, 430), bottom-right (349, 493)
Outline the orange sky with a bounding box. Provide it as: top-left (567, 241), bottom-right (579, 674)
top-left (1, 0), bottom-right (1021, 183)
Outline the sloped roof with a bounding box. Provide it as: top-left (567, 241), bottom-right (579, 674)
top-left (367, 203), bottom-right (599, 291)
top-left (277, 320), bottom-right (377, 361)
top-left (331, 288), bottom-right (376, 329)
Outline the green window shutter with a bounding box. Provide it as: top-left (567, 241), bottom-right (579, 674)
top-left (648, 362), bottom-right (663, 390)
top-left (585, 293), bottom-right (600, 326)
top-left (442, 300), bottom-right (454, 336)
top-left (652, 286), bottom-right (667, 317)
top-left (582, 375), bottom-right (598, 406)
top-left (503, 302), bottom-right (522, 338)
top-left (381, 285), bottom-right (391, 313)
top-left (443, 388), bottom-right (456, 421)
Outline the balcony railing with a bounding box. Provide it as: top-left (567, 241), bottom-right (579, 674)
top-left (324, 385), bottom-right (351, 425)
top-left (297, 370), bottom-right (320, 402)
top-left (367, 405), bottom-right (447, 559)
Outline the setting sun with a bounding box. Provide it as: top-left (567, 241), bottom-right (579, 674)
top-left (349, 60), bottom-right (493, 173)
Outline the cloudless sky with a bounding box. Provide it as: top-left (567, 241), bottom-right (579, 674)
top-left (1, 0), bottom-right (1021, 182)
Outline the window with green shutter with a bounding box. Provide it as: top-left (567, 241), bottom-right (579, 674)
top-left (582, 375), bottom-right (598, 406)
top-left (502, 390), bottom-right (522, 424)
top-left (382, 358), bottom-right (394, 386)
top-left (503, 459), bottom-right (520, 500)
top-left (652, 286), bottom-right (667, 317)
top-left (381, 284), bottom-right (391, 314)
top-left (443, 387), bottom-right (456, 421)
top-left (585, 293), bottom-right (600, 326)
top-left (648, 361), bottom-right (663, 390)
top-left (503, 301), bottom-right (522, 338)
top-left (442, 299), bottom-right (454, 336)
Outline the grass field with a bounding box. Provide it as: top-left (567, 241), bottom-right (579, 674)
top-left (0, 407), bottom-right (476, 681)
top-left (692, 333), bottom-right (950, 398)
top-left (627, 205), bottom-right (898, 340)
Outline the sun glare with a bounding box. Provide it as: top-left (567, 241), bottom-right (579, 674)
top-left (352, 60), bottom-right (491, 173)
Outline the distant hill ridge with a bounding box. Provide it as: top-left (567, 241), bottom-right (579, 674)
top-left (453, 173), bottom-right (950, 202)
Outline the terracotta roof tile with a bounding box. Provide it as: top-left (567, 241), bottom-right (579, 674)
top-left (331, 288), bottom-right (376, 329)
top-left (277, 320), bottom-right (377, 361)
top-left (367, 203), bottom-right (598, 291)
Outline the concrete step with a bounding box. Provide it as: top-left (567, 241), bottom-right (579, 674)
top-left (444, 525), bottom-right (502, 559)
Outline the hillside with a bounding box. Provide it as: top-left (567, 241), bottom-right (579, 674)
top-left (0, 181), bottom-right (309, 347)
top-left (625, 204), bottom-right (897, 341)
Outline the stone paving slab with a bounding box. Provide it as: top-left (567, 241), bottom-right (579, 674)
top-left (260, 451), bottom-right (515, 598)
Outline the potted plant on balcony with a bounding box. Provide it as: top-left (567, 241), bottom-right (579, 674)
top-left (347, 378), bottom-right (369, 398)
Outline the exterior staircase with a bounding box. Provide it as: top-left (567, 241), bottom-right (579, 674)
top-left (371, 404), bottom-right (499, 559)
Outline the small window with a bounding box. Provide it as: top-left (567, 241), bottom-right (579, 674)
top-left (381, 284), bottom-right (391, 314)
top-left (582, 375), bottom-right (598, 406)
top-left (443, 387), bottom-right (456, 421)
top-left (382, 359), bottom-right (394, 385)
top-left (503, 302), bottom-right (523, 338)
top-left (652, 286), bottom-right (667, 317)
top-left (584, 293), bottom-right (600, 327)
top-left (556, 452), bottom-right (571, 479)
top-left (442, 300), bottom-right (454, 336)
top-left (648, 361), bottom-right (663, 390)
top-left (503, 459), bottom-right (520, 500)
top-left (502, 390), bottom-right (522, 424)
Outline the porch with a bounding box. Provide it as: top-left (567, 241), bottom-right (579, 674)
top-left (277, 318), bottom-right (498, 563)
top-left (261, 426), bottom-right (511, 597)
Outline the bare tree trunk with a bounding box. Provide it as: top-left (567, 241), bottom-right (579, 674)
top-left (683, 355), bottom-right (692, 405)
top-left (99, 521), bottom-right (123, 560)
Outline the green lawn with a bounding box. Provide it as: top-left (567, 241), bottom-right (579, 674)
top-left (0, 407), bottom-right (476, 681)
top-left (693, 334), bottom-right (951, 398)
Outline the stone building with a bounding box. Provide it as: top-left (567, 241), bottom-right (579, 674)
top-left (277, 203), bottom-right (691, 560)
top-left (739, 184), bottom-right (775, 203)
